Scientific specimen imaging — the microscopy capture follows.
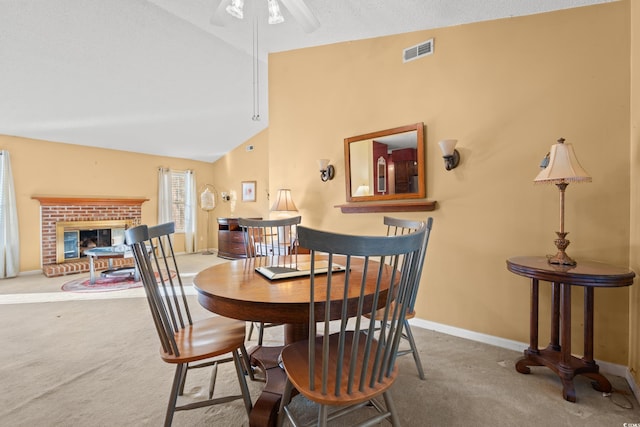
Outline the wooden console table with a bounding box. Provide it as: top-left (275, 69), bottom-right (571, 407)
top-left (217, 217), bottom-right (262, 259)
top-left (217, 218), bottom-right (244, 259)
top-left (506, 256), bottom-right (635, 402)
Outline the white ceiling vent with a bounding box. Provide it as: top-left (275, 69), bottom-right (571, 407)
top-left (403, 38), bottom-right (434, 63)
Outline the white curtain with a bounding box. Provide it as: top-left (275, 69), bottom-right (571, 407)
top-left (184, 170), bottom-right (197, 253)
top-left (158, 167), bottom-right (172, 225)
top-left (0, 151), bottom-right (19, 278)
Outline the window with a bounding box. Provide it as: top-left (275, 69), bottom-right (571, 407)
top-left (171, 171), bottom-right (186, 232)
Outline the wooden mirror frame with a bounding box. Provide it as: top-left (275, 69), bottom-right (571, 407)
top-left (344, 123), bottom-right (425, 203)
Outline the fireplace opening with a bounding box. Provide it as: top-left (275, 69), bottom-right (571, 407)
top-left (79, 229), bottom-right (115, 256)
top-left (56, 220), bottom-right (130, 264)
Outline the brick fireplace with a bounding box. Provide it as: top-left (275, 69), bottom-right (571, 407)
top-left (32, 196), bottom-right (148, 277)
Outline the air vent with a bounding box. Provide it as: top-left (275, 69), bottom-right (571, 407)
top-left (403, 38), bottom-right (434, 63)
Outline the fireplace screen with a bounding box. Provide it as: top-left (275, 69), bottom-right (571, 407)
top-left (56, 220), bottom-right (130, 263)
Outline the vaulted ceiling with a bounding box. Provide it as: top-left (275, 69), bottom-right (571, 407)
top-left (0, 0), bottom-right (612, 162)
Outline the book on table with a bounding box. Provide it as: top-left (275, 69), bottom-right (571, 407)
top-left (255, 260), bottom-right (346, 280)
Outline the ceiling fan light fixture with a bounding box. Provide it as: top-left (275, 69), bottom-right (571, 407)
top-left (226, 0), bottom-right (244, 20)
top-left (268, 0), bottom-right (285, 25)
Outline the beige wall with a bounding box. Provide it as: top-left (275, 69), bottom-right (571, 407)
top-left (210, 129), bottom-right (270, 225)
top-left (0, 135), bottom-right (215, 272)
top-left (214, 1), bottom-right (632, 364)
top-left (629, 0), bottom-right (640, 384)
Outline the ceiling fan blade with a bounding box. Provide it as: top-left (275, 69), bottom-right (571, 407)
top-left (210, 0), bottom-right (232, 27)
top-left (279, 0), bottom-right (320, 33)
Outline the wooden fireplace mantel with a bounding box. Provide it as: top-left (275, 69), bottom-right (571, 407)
top-left (32, 196), bottom-right (149, 206)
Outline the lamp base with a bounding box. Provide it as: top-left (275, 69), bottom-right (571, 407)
top-left (547, 251), bottom-right (576, 266)
top-left (547, 232), bottom-right (576, 266)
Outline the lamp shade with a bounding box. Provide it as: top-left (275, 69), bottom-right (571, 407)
top-left (353, 185), bottom-right (370, 196)
top-left (268, 0), bottom-right (285, 24)
top-left (438, 139), bottom-right (458, 156)
top-left (534, 138), bottom-right (591, 184)
top-left (318, 159), bottom-right (330, 171)
top-left (200, 188), bottom-right (215, 211)
top-left (271, 189), bottom-right (298, 212)
top-left (226, 0), bottom-right (244, 19)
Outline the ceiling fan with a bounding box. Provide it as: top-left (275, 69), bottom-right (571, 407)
top-left (211, 0), bottom-right (320, 33)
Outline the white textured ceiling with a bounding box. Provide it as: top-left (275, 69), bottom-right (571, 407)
top-left (0, 0), bottom-right (613, 162)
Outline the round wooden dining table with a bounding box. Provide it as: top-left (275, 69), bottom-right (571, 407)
top-left (193, 255), bottom-right (391, 427)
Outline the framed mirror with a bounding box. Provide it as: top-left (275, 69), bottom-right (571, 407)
top-left (344, 123), bottom-right (425, 202)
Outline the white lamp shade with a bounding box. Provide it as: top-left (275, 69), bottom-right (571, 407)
top-left (268, 0), bottom-right (284, 24)
top-left (534, 140), bottom-right (591, 183)
top-left (271, 189), bottom-right (298, 212)
top-left (318, 159), bottom-right (330, 171)
top-left (353, 185), bottom-right (370, 196)
top-left (226, 0), bottom-right (244, 19)
top-left (200, 188), bottom-right (215, 211)
top-left (438, 139), bottom-right (458, 156)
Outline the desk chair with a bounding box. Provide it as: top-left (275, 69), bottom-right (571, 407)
top-left (238, 216), bottom-right (302, 345)
top-left (278, 224), bottom-right (427, 427)
top-left (126, 222), bottom-right (253, 427)
top-left (365, 216), bottom-right (433, 380)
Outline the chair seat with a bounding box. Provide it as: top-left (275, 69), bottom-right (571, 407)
top-left (160, 316), bottom-right (247, 364)
top-left (280, 331), bottom-right (398, 406)
top-left (364, 302), bottom-right (415, 321)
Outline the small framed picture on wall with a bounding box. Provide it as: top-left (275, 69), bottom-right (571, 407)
top-left (242, 181), bottom-right (256, 202)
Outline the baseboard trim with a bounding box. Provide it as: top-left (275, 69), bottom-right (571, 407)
top-left (17, 269), bottom-right (42, 276)
top-left (410, 318), bottom-right (528, 353)
top-left (410, 317), bottom-right (639, 402)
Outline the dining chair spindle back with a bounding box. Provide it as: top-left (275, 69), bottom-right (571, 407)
top-left (125, 222), bottom-right (253, 427)
top-left (277, 224), bottom-right (428, 427)
top-left (365, 216), bottom-right (433, 380)
top-left (238, 216), bottom-right (302, 345)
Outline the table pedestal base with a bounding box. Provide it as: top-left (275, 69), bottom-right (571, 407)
top-left (515, 346), bottom-right (611, 402)
top-left (247, 323), bottom-right (307, 427)
top-left (248, 346), bottom-right (286, 427)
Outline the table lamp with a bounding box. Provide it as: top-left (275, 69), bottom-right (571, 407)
top-left (271, 189), bottom-right (298, 213)
top-left (271, 188), bottom-right (299, 243)
top-left (534, 138), bottom-right (591, 266)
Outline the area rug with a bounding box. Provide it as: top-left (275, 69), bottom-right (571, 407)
top-left (61, 270), bottom-right (176, 293)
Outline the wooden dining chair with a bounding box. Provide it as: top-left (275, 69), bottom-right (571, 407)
top-left (238, 216), bottom-right (302, 345)
top-left (277, 224), bottom-right (428, 427)
top-left (364, 216), bottom-right (434, 380)
top-left (125, 222), bottom-right (253, 427)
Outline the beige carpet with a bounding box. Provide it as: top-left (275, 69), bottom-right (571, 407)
top-left (1, 253), bottom-right (639, 426)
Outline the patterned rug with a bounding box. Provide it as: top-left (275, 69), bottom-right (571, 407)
top-left (61, 270), bottom-right (175, 293)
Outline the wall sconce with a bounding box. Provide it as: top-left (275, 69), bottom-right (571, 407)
top-left (220, 191), bottom-right (231, 202)
top-left (318, 159), bottom-right (335, 182)
top-left (438, 139), bottom-right (460, 171)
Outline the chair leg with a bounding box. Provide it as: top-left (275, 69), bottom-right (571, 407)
top-left (208, 361), bottom-right (219, 399)
top-left (257, 322), bottom-right (265, 346)
top-left (165, 363), bottom-right (186, 427)
top-left (232, 350), bottom-right (253, 417)
top-left (277, 379), bottom-right (293, 427)
top-left (318, 404), bottom-right (329, 427)
top-left (248, 322), bottom-right (255, 341)
top-left (404, 319), bottom-right (425, 380)
top-left (382, 390), bottom-right (400, 427)
top-left (177, 362), bottom-right (189, 395)
top-left (240, 344), bottom-right (256, 381)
